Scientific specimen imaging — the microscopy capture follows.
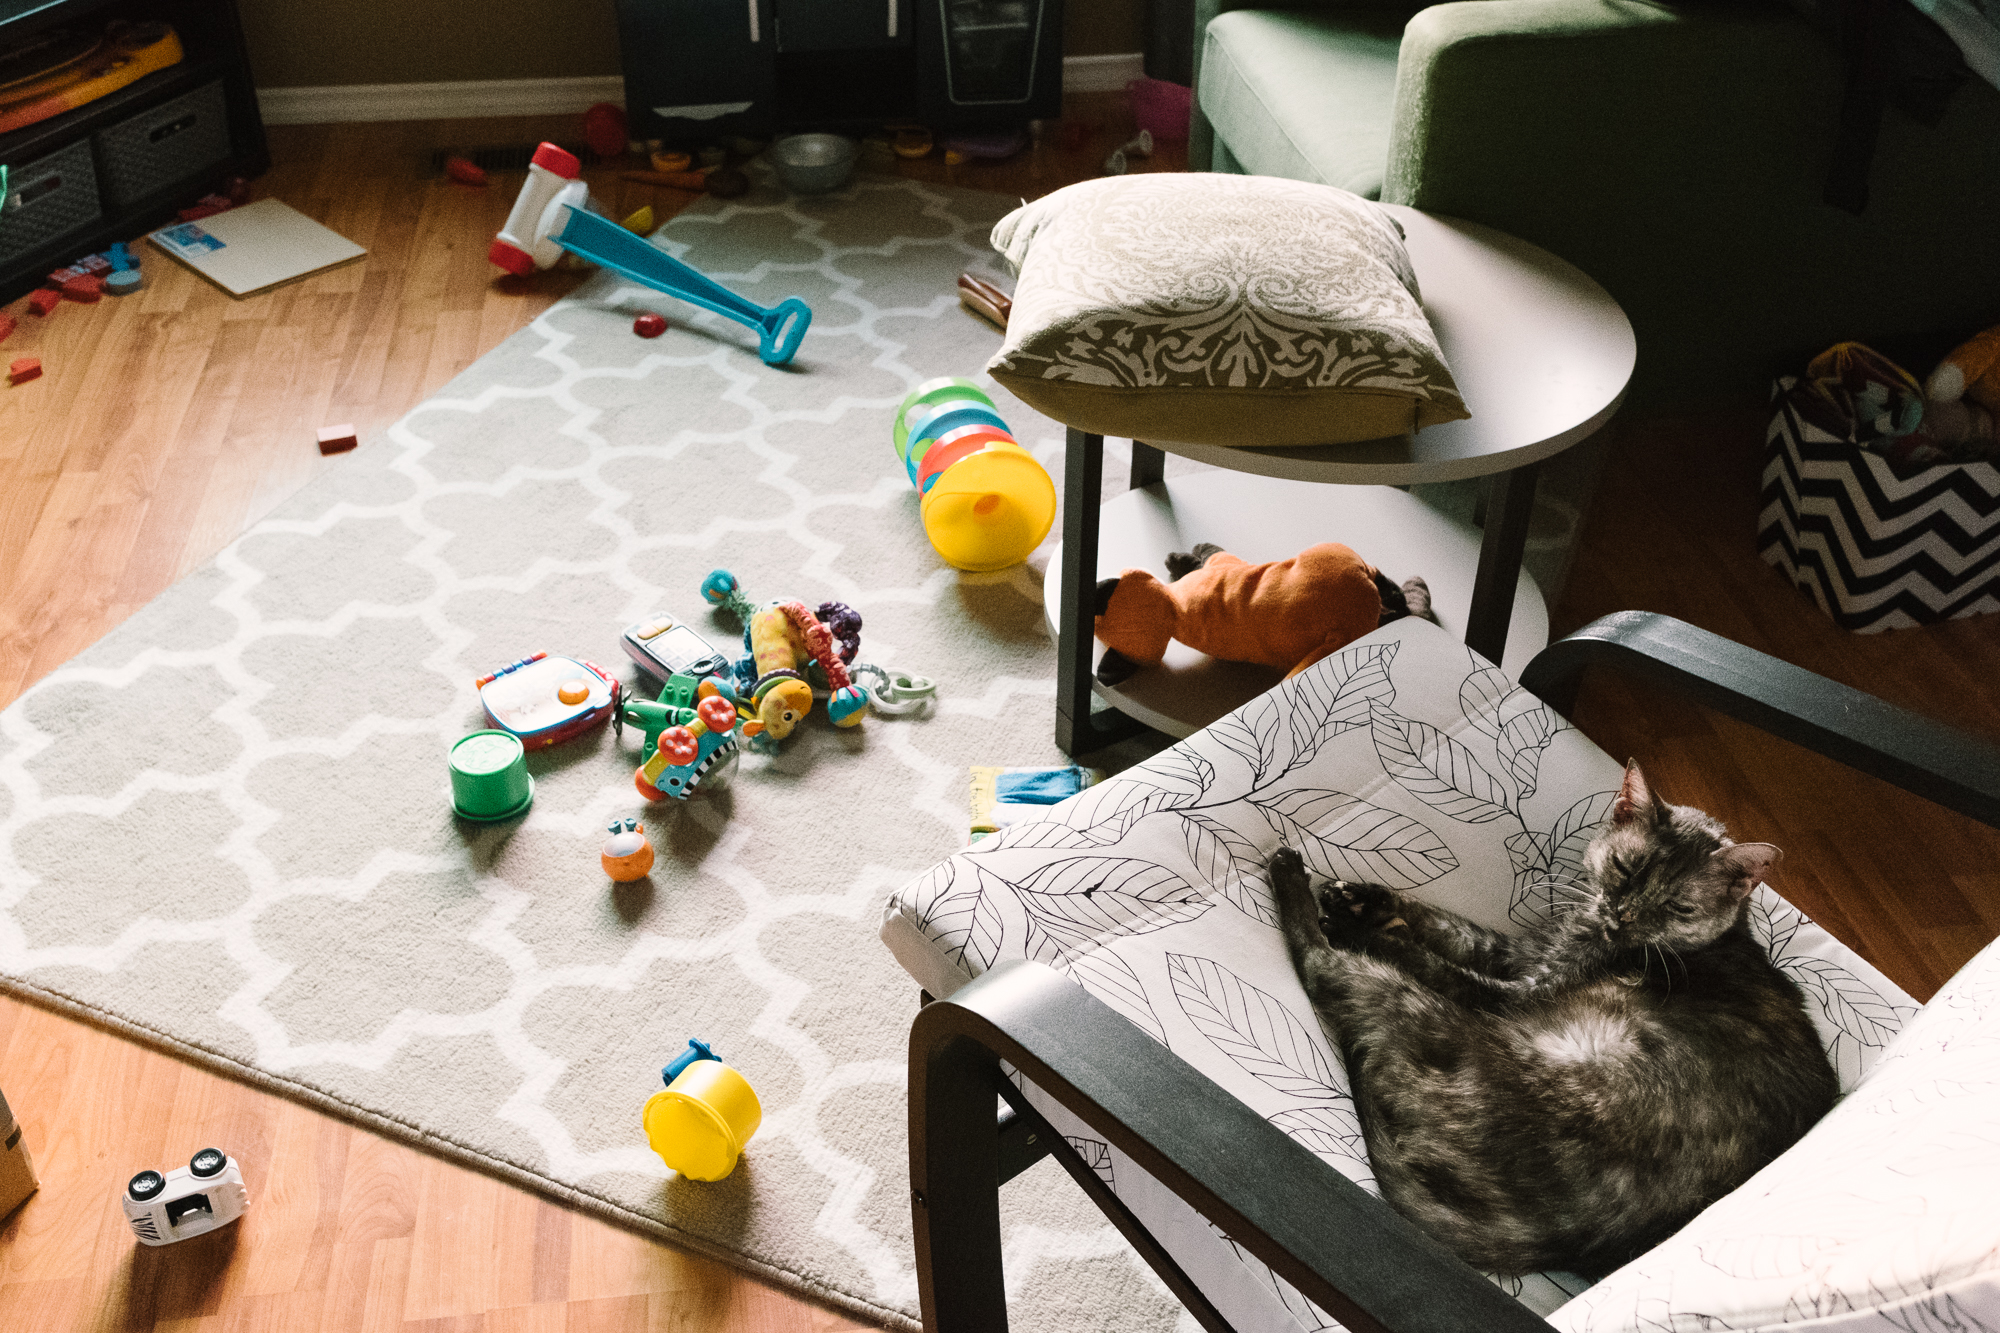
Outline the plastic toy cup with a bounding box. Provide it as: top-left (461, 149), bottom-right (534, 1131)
top-left (643, 1047), bottom-right (763, 1181)
top-left (450, 730), bottom-right (534, 820)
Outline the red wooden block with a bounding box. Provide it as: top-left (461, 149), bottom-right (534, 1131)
top-left (27, 288), bottom-right (60, 316)
top-left (633, 312), bottom-right (668, 338)
top-left (177, 203), bottom-right (226, 222)
top-left (316, 424), bottom-right (359, 455)
top-left (9, 357), bottom-right (43, 384)
top-left (61, 274), bottom-right (103, 302)
top-left (444, 156), bottom-right (488, 186)
top-left (0, 313), bottom-right (15, 344)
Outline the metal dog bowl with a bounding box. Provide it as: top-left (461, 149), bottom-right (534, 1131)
top-left (770, 134), bottom-right (858, 195)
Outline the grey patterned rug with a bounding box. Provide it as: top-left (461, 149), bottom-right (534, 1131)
top-left (0, 173), bottom-right (1195, 1331)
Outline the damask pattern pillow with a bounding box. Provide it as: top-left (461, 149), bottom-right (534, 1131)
top-left (986, 173), bottom-right (1470, 448)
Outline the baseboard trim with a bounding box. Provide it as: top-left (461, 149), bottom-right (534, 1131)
top-left (1062, 51), bottom-right (1146, 93)
top-left (253, 76), bottom-right (625, 126)
top-left (255, 55), bottom-right (1150, 126)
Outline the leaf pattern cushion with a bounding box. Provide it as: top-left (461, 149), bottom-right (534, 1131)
top-left (880, 616), bottom-right (1924, 1332)
top-left (1550, 934), bottom-right (2000, 1333)
top-left (985, 173), bottom-right (1471, 448)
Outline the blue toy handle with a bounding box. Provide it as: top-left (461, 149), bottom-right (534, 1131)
top-left (663, 1038), bottom-right (718, 1086)
top-left (552, 207), bottom-right (811, 366)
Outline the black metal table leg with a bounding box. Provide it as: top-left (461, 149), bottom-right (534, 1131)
top-left (1130, 440), bottom-right (1166, 490)
top-left (1057, 426), bottom-right (1154, 756)
top-left (1465, 461), bottom-right (1540, 666)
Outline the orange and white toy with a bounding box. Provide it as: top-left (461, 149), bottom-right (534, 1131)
top-left (601, 819), bottom-right (655, 881)
top-left (1925, 324), bottom-right (2000, 446)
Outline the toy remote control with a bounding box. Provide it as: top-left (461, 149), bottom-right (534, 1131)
top-left (123, 1148), bottom-right (248, 1246)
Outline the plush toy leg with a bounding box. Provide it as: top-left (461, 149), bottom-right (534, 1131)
top-left (1375, 572), bottom-right (1439, 627)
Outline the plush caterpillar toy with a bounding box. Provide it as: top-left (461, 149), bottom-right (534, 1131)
top-left (700, 570), bottom-right (869, 747)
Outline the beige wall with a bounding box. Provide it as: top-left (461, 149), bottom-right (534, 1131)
top-left (243, 0), bottom-right (1146, 89)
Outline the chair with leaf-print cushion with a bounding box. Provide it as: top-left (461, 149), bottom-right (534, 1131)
top-left (880, 611), bottom-right (2000, 1333)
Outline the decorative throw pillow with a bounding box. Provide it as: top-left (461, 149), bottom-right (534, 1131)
top-left (987, 173), bottom-right (1470, 447)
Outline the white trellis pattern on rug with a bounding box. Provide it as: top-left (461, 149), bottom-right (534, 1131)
top-left (0, 172), bottom-right (1197, 1332)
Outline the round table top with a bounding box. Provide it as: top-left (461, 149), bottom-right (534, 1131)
top-left (1138, 205), bottom-right (1637, 486)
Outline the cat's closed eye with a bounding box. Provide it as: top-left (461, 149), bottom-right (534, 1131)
top-left (1668, 902), bottom-right (1696, 917)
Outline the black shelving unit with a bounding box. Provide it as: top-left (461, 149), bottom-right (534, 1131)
top-left (0, 0), bottom-right (268, 305)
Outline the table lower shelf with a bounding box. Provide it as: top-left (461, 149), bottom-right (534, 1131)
top-left (1044, 471), bottom-right (1550, 739)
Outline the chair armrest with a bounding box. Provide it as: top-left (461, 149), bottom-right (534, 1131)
top-left (910, 959), bottom-right (1553, 1333)
top-left (1519, 611), bottom-right (2000, 830)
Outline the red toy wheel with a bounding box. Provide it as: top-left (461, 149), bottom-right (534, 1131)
top-left (658, 726), bottom-right (699, 766)
top-left (697, 695), bottom-right (737, 733)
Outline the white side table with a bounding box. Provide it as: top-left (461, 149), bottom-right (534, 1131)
top-left (1045, 205), bottom-right (1637, 754)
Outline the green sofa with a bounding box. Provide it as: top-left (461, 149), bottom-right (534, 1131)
top-left (1190, 0), bottom-right (2000, 406)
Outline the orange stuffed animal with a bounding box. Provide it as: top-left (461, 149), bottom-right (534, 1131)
top-left (1924, 324), bottom-right (2000, 446)
top-left (1093, 543), bottom-right (1428, 686)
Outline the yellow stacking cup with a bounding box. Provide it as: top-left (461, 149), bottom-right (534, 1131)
top-left (918, 440), bottom-right (1058, 572)
top-left (642, 1058), bottom-right (764, 1181)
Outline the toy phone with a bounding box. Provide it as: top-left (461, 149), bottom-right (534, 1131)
top-left (621, 614), bottom-right (731, 683)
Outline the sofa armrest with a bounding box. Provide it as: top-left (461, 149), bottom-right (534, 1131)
top-left (1386, 0), bottom-right (1837, 209)
top-left (910, 958), bottom-right (1554, 1333)
top-left (1519, 611), bottom-right (2000, 830)
top-left (1192, 0), bottom-right (1427, 169)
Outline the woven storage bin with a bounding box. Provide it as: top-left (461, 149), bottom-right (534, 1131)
top-left (0, 140), bottom-right (101, 261)
top-left (1758, 377), bottom-right (2000, 632)
top-left (92, 81), bottom-right (231, 209)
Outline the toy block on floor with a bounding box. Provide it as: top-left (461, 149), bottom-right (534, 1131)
top-left (10, 357), bottom-right (43, 384)
top-left (27, 289), bottom-right (60, 316)
top-left (0, 312), bottom-right (15, 344)
top-left (316, 424), bottom-right (359, 455)
top-left (61, 274), bottom-right (103, 302)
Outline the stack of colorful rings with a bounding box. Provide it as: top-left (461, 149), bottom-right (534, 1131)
top-left (892, 377), bottom-right (1056, 572)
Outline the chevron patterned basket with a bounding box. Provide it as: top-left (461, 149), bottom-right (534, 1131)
top-left (1758, 378), bottom-right (2000, 632)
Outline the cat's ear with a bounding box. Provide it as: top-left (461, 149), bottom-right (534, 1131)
top-left (1612, 760), bottom-right (1654, 825)
top-left (1715, 842), bottom-right (1781, 899)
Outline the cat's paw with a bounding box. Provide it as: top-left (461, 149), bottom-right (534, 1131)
top-left (1316, 881), bottom-right (1411, 949)
top-left (1268, 845), bottom-right (1309, 889)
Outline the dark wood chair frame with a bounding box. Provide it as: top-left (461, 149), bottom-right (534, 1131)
top-left (910, 611), bottom-right (2000, 1333)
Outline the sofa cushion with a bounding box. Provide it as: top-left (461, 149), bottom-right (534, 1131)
top-left (985, 172), bottom-right (1469, 447)
top-left (1551, 932), bottom-right (2000, 1332)
top-left (882, 616), bottom-right (1920, 1330)
top-left (1200, 8), bottom-right (1408, 199)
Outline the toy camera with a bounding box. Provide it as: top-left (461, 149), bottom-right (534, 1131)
top-left (476, 653), bottom-right (619, 748)
top-left (122, 1148), bottom-right (248, 1246)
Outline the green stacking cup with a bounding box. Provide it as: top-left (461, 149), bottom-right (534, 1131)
top-left (450, 730), bottom-right (534, 821)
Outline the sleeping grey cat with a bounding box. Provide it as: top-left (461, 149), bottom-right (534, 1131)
top-left (1271, 760), bottom-right (1837, 1279)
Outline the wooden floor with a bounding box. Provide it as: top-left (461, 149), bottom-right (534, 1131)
top-left (3, 95), bottom-right (1998, 1331)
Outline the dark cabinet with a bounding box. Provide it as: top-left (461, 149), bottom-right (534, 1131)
top-left (615, 0), bottom-right (1062, 144)
top-left (0, 0), bottom-right (268, 304)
